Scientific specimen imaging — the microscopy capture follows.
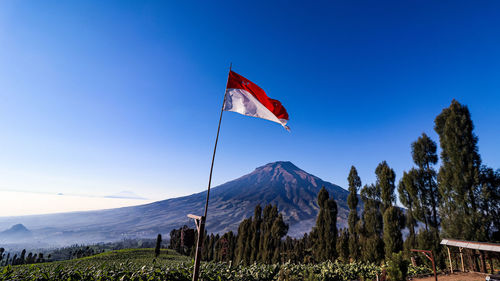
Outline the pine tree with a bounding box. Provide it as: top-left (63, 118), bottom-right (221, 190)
top-left (383, 206), bottom-right (405, 258)
top-left (376, 161), bottom-right (404, 259)
top-left (270, 213), bottom-right (288, 263)
top-left (359, 184), bottom-right (384, 263)
top-left (259, 204), bottom-right (278, 263)
top-left (154, 234), bottom-right (162, 257)
top-left (478, 166), bottom-right (500, 240)
top-left (376, 161), bottom-right (396, 213)
top-left (347, 166), bottom-right (361, 261)
top-left (336, 228), bottom-right (350, 263)
top-left (235, 218), bottom-right (252, 265)
top-left (313, 187), bottom-right (338, 261)
top-left (398, 170), bottom-right (419, 252)
top-left (434, 100), bottom-right (483, 240)
top-left (411, 133), bottom-right (440, 231)
top-left (250, 204), bottom-right (262, 263)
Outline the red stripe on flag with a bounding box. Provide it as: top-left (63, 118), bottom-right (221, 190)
top-left (227, 71), bottom-right (289, 121)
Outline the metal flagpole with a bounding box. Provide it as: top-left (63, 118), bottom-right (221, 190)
top-left (190, 63), bottom-right (232, 281)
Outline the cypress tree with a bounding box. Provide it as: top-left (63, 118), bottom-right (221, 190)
top-left (336, 228), bottom-right (350, 263)
top-left (376, 161), bottom-right (404, 259)
top-left (250, 204), bottom-right (262, 263)
top-left (359, 184), bottom-right (384, 263)
top-left (479, 167), bottom-right (500, 240)
top-left (235, 218), bottom-right (252, 265)
top-left (411, 133), bottom-right (440, 231)
top-left (313, 186), bottom-right (338, 261)
top-left (376, 161), bottom-right (396, 213)
top-left (347, 166), bottom-right (361, 261)
top-left (259, 204), bottom-right (279, 263)
top-left (270, 213), bottom-right (288, 263)
top-left (398, 170), bottom-right (419, 252)
top-left (154, 234), bottom-right (162, 257)
top-left (434, 100), bottom-right (483, 240)
top-left (383, 206), bottom-right (405, 258)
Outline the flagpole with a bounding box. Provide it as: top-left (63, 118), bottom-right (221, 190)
top-left (191, 63), bottom-right (232, 281)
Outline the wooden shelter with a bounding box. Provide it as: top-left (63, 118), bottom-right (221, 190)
top-left (441, 239), bottom-right (500, 274)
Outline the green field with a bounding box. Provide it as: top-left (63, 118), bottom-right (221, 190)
top-left (0, 248), bottom-right (431, 281)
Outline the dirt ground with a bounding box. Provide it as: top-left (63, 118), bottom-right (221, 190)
top-left (411, 272), bottom-right (489, 281)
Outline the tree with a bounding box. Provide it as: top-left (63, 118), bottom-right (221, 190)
top-left (398, 170), bottom-right (419, 252)
top-left (154, 234), bottom-right (162, 257)
top-left (347, 166), bottom-right (361, 261)
top-left (250, 204), bottom-right (262, 262)
top-left (312, 187), bottom-right (338, 262)
top-left (434, 100), bottom-right (483, 240)
top-left (235, 218), bottom-right (252, 265)
top-left (270, 213), bottom-right (288, 263)
top-left (359, 184), bottom-right (384, 263)
top-left (383, 206), bottom-right (405, 258)
top-left (336, 228), bottom-right (350, 263)
top-left (478, 166), bottom-right (500, 240)
top-left (375, 161), bottom-right (404, 259)
top-left (376, 161), bottom-right (396, 213)
top-left (411, 133), bottom-right (440, 231)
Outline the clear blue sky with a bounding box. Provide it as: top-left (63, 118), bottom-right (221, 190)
top-left (1, 1), bottom-right (499, 207)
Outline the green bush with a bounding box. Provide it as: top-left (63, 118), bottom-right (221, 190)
top-left (386, 252), bottom-right (409, 281)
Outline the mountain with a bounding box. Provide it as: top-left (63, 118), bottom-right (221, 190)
top-left (0, 224), bottom-right (33, 243)
top-left (0, 161), bottom-right (350, 248)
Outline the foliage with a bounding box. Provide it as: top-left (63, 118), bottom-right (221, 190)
top-left (382, 206), bottom-right (405, 259)
top-left (347, 166), bottom-right (361, 261)
top-left (434, 99), bottom-right (483, 241)
top-left (154, 234), bottom-right (162, 258)
top-left (359, 184), bottom-right (384, 263)
top-left (312, 186), bottom-right (338, 262)
top-left (0, 248), bottom-right (385, 281)
top-left (385, 252), bottom-right (409, 281)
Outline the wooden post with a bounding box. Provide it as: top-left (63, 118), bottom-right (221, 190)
top-left (411, 249), bottom-right (438, 281)
top-left (447, 246), bottom-right (453, 273)
top-left (459, 247), bottom-right (465, 272)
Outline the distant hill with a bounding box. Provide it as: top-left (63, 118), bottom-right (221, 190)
top-left (0, 161), bottom-right (351, 248)
top-left (0, 223), bottom-right (33, 242)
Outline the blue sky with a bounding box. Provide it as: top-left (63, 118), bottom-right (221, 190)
top-left (1, 1), bottom-right (499, 211)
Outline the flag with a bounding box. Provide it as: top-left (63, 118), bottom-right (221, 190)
top-left (223, 70), bottom-right (290, 130)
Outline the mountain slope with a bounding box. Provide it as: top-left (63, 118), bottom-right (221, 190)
top-left (0, 161), bottom-right (350, 247)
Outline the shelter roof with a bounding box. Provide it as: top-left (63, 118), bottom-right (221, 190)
top-left (441, 239), bottom-right (500, 253)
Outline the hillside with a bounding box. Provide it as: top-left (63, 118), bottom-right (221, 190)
top-left (0, 161), bottom-right (350, 248)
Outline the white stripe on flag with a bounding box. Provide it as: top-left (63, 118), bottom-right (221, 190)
top-left (223, 88), bottom-right (288, 128)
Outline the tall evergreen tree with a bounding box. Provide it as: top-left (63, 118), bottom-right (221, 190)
top-left (376, 161), bottom-right (396, 213)
top-left (270, 213), bottom-right (288, 263)
top-left (359, 184), bottom-right (384, 263)
top-left (336, 228), bottom-right (350, 263)
top-left (434, 100), bottom-right (483, 240)
top-left (478, 166), bottom-right (500, 240)
top-left (398, 170), bottom-right (419, 252)
top-left (376, 161), bottom-right (404, 259)
top-left (250, 204), bottom-right (262, 262)
top-left (312, 187), bottom-right (338, 262)
top-left (235, 218), bottom-right (252, 265)
top-left (259, 204), bottom-right (278, 263)
top-left (347, 166), bottom-right (361, 261)
top-left (154, 234), bottom-right (162, 257)
top-left (411, 133), bottom-right (440, 230)
top-left (383, 206), bottom-right (405, 258)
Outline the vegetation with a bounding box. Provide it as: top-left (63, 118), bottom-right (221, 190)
top-left (385, 252), bottom-right (409, 281)
top-left (311, 187), bottom-right (338, 262)
top-left (347, 166), bottom-right (361, 261)
top-left (1, 99), bottom-right (498, 279)
top-left (0, 247), bottom-right (434, 281)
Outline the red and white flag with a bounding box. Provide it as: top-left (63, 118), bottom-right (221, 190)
top-left (223, 70), bottom-right (290, 130)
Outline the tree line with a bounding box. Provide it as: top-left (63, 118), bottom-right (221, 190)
top-left (168, 99), bottom-right (499, 271)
